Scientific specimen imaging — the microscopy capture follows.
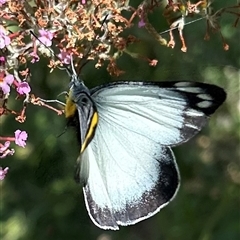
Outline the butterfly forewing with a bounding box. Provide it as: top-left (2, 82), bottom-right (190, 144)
top-left (75, 81), bottom-right (226, 230)
top-left (90, 81), bottom-right (226, 146)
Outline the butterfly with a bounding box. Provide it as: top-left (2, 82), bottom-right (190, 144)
top-left (65, 72), bottom-right (226, 230)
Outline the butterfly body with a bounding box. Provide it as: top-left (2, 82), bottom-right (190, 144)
top-left (65, 79), bottom-right (226, 230)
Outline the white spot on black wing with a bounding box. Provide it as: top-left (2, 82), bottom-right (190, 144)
top-left (197, 93), bottom-right (213, 101)
top-left (197, 100), bottom-right (213, 108)
top-left (171, 82), bottom-right (226, 142)
top-left (173, 82), bottom-right (226, 116)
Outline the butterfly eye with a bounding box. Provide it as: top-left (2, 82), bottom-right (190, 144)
top-left (81, 97), bottom-right (88, 104)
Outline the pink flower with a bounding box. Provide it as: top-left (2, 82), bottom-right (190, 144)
top-left (0, 56), bottom-right (5, 63)
top-left (57, 50), bottom-right (71, 64)
top-left (38, 29), bottom-right (53, 47)
top-left (0, 167), bottom-right (9, 180)
top-left (0, 28), bottom-right (11, 49)
top-left (0, 0), bottom-right (7, 6)
top-left (0, 141), bottom-right (10, 153)
top-left (138, 18), bottom-right (145, 28)
top-left (0, 74), bottom-right (14, 94)
top-left (0, 141), bottom-right (15, 158)
top-left (17, 82), bottom-right (31, 95)
top-left (14, 130), bottom-right (28, 147)
top-left (30, 52), bottom-right (40, 63)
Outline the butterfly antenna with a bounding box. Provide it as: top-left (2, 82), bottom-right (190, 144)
top-left (70, 54), bottom-right (77, 76)
top-left (77, 12), bottom-right (109, 74)
top-left (30, 10), bottom-right (109, 79)
top-left (30, 30), bottom-right (73, 76)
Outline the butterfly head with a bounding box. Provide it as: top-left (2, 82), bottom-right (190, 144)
top-left (64, 56), bottom-right (85, 117)
top-left (64, 55), bottom-right (92, 126)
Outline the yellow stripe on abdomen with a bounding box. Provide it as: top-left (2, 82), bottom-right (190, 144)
top-left (80, 111), bottom-right (99, 153)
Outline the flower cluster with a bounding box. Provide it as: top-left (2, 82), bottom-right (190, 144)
top-left (0, 0), bottom-right (239, 180)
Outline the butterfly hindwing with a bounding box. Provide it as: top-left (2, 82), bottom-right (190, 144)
top-left (83, 132), bottom-right (179, 230)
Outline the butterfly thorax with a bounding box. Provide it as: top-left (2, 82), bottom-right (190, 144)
top-left (65, 77), bottom-right (99, 154)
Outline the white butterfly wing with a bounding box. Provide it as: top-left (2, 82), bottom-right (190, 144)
top-left (83, 119), bottom-right (179, 230)
top-left (90, 81), bottom-right (226, 146)
top-left (77, 81), bottom-right (226, 230)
